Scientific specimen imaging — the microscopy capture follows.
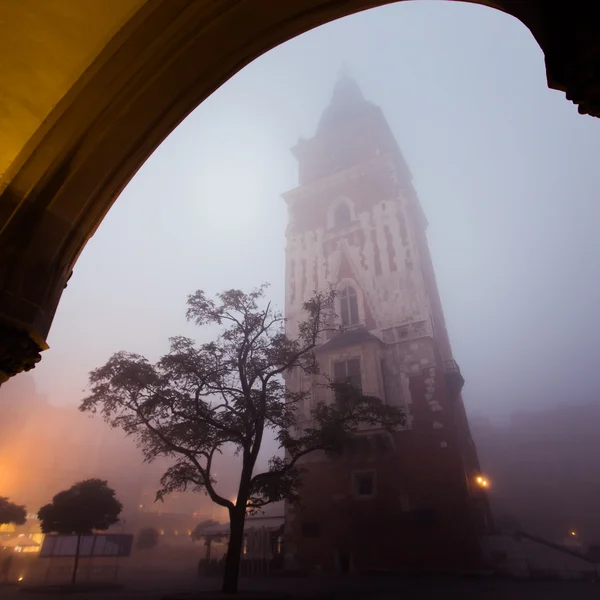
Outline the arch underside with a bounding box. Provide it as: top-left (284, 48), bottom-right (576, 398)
top-left (0, 0), bottom-right (598, 381)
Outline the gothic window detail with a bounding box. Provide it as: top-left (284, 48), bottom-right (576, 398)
top-left (333, 358), bottom-right (362, 404)
top-left (327, 198), bottom-right (355, 229)
top-left (333, 202), bottom-right (351, 227)
top-left (381, 357), bottom-right (401, 407)
top-left (339, 285), bottom-right (359, 327)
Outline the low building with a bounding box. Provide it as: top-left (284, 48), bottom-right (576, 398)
top-left (471, 402), bottom-right (600, 549)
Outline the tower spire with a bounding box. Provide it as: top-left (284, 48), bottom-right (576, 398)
top-left (330, 64), bottom-right (364, 107)
top-left (315, 65), bottom-right (367, 136)
top-left (338, 61), bottom-right (351, 81)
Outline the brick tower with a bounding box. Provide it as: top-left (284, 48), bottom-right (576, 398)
top-left (282, 73), bottom-right (491, 574)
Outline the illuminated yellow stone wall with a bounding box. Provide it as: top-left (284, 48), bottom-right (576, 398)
top-left (0, 0), bottom-right (146, 185)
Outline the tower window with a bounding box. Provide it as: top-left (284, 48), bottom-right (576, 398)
top-left (353, 471), bottom-right (375, 498)
top-left (333, 358), bottom-right (362, 405)
top-left (339, 285), bottom-right (359, 326)
top-left (333, 203), bottom-right (351, 228)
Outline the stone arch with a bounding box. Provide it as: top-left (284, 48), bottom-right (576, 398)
top-left (327, 197), bottom-right (356, 230)
top-left (0, 0), bottom-right (596, 380)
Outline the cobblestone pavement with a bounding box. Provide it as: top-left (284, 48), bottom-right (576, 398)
top-left (1, 575), bottom-right (600, 600)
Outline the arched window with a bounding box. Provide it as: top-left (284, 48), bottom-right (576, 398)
top-left (333, 203), bottom-right (351, 228)
top-left (339, 285), bottom-right (359, 327)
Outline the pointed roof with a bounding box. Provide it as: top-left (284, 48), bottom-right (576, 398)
top-left (316, 69), bottom-right (374, 136)
top-left (331, 67), bottom-right (364, 106)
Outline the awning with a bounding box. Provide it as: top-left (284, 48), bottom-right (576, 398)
top-left (1, 535), bottom-right (40, 548)
top-left (198, 516), bottom-right (284, 538)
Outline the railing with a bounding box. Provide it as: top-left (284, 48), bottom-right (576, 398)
top-left (443, 360), bottom-right (464, 396)
top-left (443, 360), bottom-right (461, 374)
top-left (198, 556), bottom-right (284, 578)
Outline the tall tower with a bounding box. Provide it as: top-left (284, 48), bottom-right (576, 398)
top-left (282, 74), bottom-right (491, 574)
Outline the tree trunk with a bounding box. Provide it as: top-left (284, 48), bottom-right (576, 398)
top-left (71, 534), bottom-right (81, 586)
top-left (222, 508), bottom-right (246, 593)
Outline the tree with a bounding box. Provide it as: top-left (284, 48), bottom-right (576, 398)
top-left (37, 479), bottom-right (122, 585)
top-left (81, 285), bottom-right (404, 593)
top-left (191, 519), bottom-right (221, 568)
top-left (135, 527), bottom-right (160, 550)
top-left (190, 519), bottom-right (220, 543)
top-left (0, 497), bottom-right (26, 526)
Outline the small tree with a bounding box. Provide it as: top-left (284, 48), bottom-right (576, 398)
top-left (191, 519), bottom-right (220, 543)
top-left (0, 497), bottom-right (26, 527)
top-left (38, 479), bottom-right (122, 585)
top-left (81, 285), bottom-right (404, 593)
top-left (192, 519), bottom-right (221, 566)
top-left (135, 527), bottom-right (160, 550)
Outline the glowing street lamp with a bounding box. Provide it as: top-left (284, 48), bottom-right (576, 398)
top-left (571, 530), bottom-right (577, 537)
top-left (475, 475), bottom-right (490, 489)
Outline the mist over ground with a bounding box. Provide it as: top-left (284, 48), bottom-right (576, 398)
top-left (2, 0), bottom-right (600, 552)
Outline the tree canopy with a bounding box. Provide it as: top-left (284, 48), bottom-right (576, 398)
top-left (37, 479), bottom-right (122, 535)
top-left (135, 527), bottom-right (160, 550)
top-left (190, 519), bottom-right (220, 542)
top-left (0, 497), bottom-right (26, 526)
top-left (81, 284), bottom-right (404, 592)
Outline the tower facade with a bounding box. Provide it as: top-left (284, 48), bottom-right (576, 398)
top-left (282, 75), bottom-right (491, 574)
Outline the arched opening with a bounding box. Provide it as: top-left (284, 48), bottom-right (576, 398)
top-left (339, 285), bottom-right (360, 327)
top-left (328, 198), bottom-right (355, 229)
top-left (334, 203), bottom-right (352, 228)
top-left (1, 0), bottom-right (596, 410)
top-left (0, 0), bottom-right (596, 378)
top-left (1, 0), bottom-right (599, 582)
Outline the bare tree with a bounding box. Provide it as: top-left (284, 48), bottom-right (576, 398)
top-left (81, 285), bottom-right (404, 593)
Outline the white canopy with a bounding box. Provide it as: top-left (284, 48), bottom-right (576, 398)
top-left (198, 515), bottom-right (284, 538)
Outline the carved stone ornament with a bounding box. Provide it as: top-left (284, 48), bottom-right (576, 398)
top-left (0, 322), bottom-right (47, 383)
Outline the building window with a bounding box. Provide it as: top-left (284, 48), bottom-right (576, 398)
top-left (333, 358), bottom-right (362, 392)
top-left (353, 471), bottom-right (375, 498)
top-left (301, 522), bottom-right (321, 538)
top-left (333, 202), bottom-right (352, 227)
top-left (396, 325), bottom-right (410, 339)
top-left (339, 285), bottom-right (359, 327)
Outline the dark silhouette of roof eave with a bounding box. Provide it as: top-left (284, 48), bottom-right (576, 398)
top-left (316, 327), bottom-right (383, 353)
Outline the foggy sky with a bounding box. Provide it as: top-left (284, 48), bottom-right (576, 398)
top-left (11, 2), bottom-right (600, 426)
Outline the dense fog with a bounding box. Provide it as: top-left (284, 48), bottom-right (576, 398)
top-left (2, 0), bottom-right (600, 587)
